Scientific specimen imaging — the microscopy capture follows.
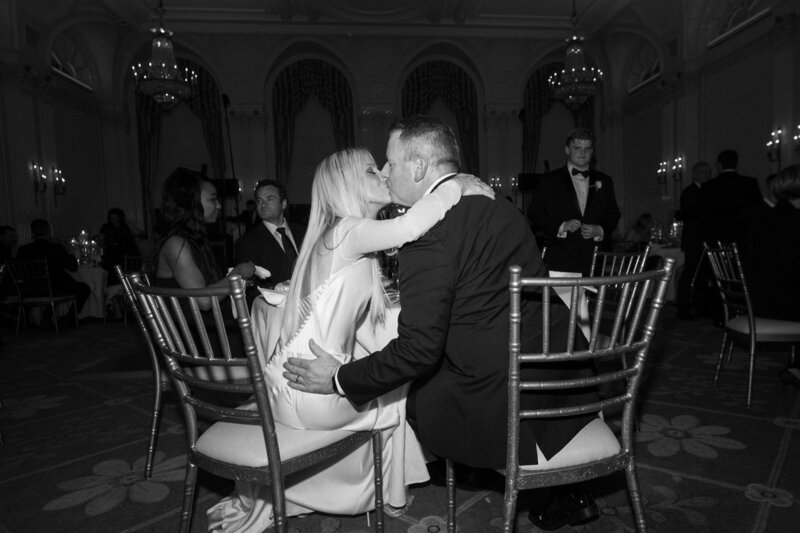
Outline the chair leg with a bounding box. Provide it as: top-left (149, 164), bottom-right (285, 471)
top-left (15, 304), bottom-right (23, 334)
top-left (714, 333), bottom-right (730, 386)
top-left (73, 298), bottom-right (79, 328)
top-left (501, 475), bottom-right (518, 533)
top-left (446, 459), bottom-right (456, 533)
top-left (179, 459), bottom-right (198, 533)
top-left (371, 431), bottom-right (384, 532)
top-left (625, 462), bottom-right (648, 533)
top-left (50, 302), bottom-right (59, 332)
top-left (144, 373), bottom-right (164, 479)
top-left (746, 340), bottom-right (757, 409)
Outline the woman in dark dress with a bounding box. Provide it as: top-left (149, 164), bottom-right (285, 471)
top-left (153, 168), bottom-right (255, 357)
top-left (99, 208), bottom-right (141, 283)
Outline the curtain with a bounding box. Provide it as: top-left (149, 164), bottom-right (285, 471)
top-left (522, 63), bottom-right (560, 174)
top-left (182, 59), bottom-right (226, 179)
top-left (401, 61), bottom-right (479, 174)
top-left (135, 94), bottom-right (161, 234)
top-left (272, 60), bottom-right (355, 185)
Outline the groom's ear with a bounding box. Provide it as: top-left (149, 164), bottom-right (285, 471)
top-left (411, 156), bottom-right (428, 183)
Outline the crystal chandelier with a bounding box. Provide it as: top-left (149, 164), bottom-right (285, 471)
top-left (547, 0), bottom-right (604, 112)
top-left (131, 0), bottom-right (196, 106)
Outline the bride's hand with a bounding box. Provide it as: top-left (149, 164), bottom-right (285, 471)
top-left (453, 173), bottom-right (495, 199)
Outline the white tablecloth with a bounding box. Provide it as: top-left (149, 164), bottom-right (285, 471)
top-left (649, 245), bottom-right (685, 302)
top-left (74, 265), bottom-right (107, 319)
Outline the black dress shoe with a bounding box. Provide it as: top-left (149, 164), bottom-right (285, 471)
top-left (528, 489), bottom-right (599, 531)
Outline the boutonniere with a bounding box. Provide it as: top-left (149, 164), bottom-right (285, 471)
top-left (590, 180), bottom-right (602, 190)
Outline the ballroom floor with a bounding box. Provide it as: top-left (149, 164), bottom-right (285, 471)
top-left (1, 309), bottom-right (799, 532)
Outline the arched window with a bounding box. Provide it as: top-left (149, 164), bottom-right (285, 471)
top-left (50, 32), bottom-right (95, 91)
top-left (627, 44), bottom-right (661, 93)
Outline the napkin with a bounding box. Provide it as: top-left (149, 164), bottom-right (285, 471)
top-left (254, 265), bottom-right (271, 279)
top-left (258, 286), bottom-right (287, 307)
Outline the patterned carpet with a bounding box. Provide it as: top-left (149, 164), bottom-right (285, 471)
top-left (1, 311), bottom-right (798, 532)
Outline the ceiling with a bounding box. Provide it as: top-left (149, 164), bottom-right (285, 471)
top-left (29, 0), bottom-right (639, 40)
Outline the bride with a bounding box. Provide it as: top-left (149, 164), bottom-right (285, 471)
top-left (207, 147), bottom-right (492, 531)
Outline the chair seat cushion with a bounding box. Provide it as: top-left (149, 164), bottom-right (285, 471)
top-left (521, 417), bottom-right (620, 471)
top-left (727, 316), bottom-right (800, 342)
top-left (195, 415), bottom-right (359, 468)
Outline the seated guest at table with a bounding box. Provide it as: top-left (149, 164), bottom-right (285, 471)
top-left (624, 212), bottom-right (654, 249)
top-left (285, 117), bottom-right (603, 532)
top-left (738, 165), bottom-right (800, 321)
top-left (15, 219), bottom-right (90, 314)
top-left (153, 168), bottom-right (255, 355)
top-left (234, 180), bottom-right (305, 290)
top-left (208, 147), bottom-right (492, 531)
top-left (98, 208), bottom-right (141, 283)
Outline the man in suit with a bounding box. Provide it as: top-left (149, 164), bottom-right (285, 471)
top-left (233, 180), bottom-right (305, 289)
top-left (285, 116), bottom-right (600, 529)
top-left (15, 219), bottom-right (90, 312)
top-left (701, 149), bottom-right (761, 245)
top-left (676, 161), bottom-right (711, 320)
top-left (529, 128), bottom-right (621, 276)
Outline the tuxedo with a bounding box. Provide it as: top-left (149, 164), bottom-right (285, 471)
top-left (676, 182), bottom-right (708, 313)
top-left (15, 237), bottom-right (90, 309)
top-left (528, 166), bottom-right (621, 275)
top-left (700, 170), bottom-right (761, 245)
top-left (338, 193), bottom-right (597, 469)
top-left (234, 221), bottom-right (305, 288)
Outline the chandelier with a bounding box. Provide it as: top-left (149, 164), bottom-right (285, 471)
top-left (547, 0), bottom-right (604, 112)
top-left (131, 0), bottom-right (196, 106)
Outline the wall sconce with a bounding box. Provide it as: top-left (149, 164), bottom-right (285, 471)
top-left (52, 167), bottom-right (66, 204)
top-left (489, 176), bottom-right (502, 192)
top-left (766, 129), bottom-right (782, 167)
top-left (510, 175), bottom-right (519, 196)
top-left (793, 125), bottom-right (800, 156)
top-left (657, 160), bottom-right (670, 198)
top-left (31, 161), bottom-right (47, 194)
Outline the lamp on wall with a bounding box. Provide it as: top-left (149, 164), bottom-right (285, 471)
top-left (793, 125), bottom-right (800, 156)
top-left (657, 160), bottom-right (670, 198)
top-left (547, 0), bottom-right (604, 112)
top-left (131, 0), bottom-right (197, 107)
top-left (489, 176), bottom-right (502, 192)
top-left (766, 128), bottom-right (782, 167)
top-left (52, 167), bottom-right (66, 204)
top-left (31, 162), bottom-right (47, 194)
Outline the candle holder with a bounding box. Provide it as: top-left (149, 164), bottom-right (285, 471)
top-left (657, 160), bottom-right (669, 197)
top-left (489, 176), bottom-right (502, 193)
top-left (766, 129), bottom-right (782, 166)
top-left (52, 167), bottom-right (66, 202)
top-left (31, 161), bottom-right (47, 194)
top-left (793, 125), bottom-right (800, 156)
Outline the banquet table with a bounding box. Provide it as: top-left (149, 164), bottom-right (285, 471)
top-left (71, 264), bottom-right (107, 319)
top-left (649, 244), bottom-right (684, 301)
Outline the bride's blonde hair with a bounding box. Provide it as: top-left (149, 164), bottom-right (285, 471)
top-left (280, 147), bottom-right (387, 343)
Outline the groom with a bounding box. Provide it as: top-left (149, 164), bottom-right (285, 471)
top-left (285, 116), bottom-right (598, 527)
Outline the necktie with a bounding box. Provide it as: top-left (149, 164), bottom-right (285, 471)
top-left (571, 168), bottom-right (590, 178)
top-left (276, 227), bottom-right (297, 266)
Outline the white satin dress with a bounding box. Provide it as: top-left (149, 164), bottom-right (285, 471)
top-left (207, 180), bottom-right (463, 532)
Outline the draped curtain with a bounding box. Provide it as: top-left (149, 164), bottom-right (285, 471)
top-left (272, 59), bottom-right (355, 185)
top-left (401, 61), bottom-right (479, 174)
top-left (134, 60), bottom-right (226, 233)
top-left (522, 62), bottom-right (597, 173)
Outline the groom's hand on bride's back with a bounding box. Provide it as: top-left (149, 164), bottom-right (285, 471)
top-left (283, 339), bottom-right (341, 394)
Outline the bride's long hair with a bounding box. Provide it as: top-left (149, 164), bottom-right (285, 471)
top-left (280, 148), bottom-right (387, 343)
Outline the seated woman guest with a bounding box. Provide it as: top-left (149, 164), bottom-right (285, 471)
top-left (738, 164), bottom-right (800, 321)
top-left (153, 168), bottom-right (255, 356)
top-left (207, 148), bottom-right (492, 531)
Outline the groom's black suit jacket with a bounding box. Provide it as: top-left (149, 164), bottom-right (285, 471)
top-left (528, 166), bottom-right (621, 275)
top-left (338, 193), bottom-right (597, 469)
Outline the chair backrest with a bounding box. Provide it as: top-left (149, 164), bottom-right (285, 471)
top-left (589, 244), bottom-right (651, 278)
top-left (129, 273), bottom-right (283, 478)
top-left (115, 265), bottom-right (162, 375)
top-left (506, 259), bottom-right (674, 475)
top-left (703, 242), bottom-right (752, 323)
top-left (7, 260), bottom-right (55, 299)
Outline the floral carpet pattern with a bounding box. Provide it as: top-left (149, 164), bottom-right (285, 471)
top-left (1, 313), bottom-right (798, 532)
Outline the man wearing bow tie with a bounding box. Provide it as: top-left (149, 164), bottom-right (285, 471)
top-left (529, 128), bottom-right (621, 275)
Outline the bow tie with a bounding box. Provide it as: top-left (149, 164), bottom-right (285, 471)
top-left (571, 168), bottom-right (590, 179)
